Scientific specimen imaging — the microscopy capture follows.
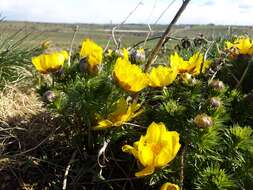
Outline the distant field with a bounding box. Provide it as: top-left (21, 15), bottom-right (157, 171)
top-left (0, 21), bottom-right (252, 49)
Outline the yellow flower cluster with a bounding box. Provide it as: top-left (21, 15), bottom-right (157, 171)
top-left (80, 38), bottom-right (103, 72)
top-left (32, 50), bottom-right (69, 74)
top-left (94, 97), bottom-right (143, 130)
top-left (122, 122), bottom-right (181, 177)
top-left (170, 52), bottom-right (212, 76)
top-left (225, 36), bottom-right (253, 58)
top-left (113, 50), bottom-right (212, 91)
top-left (114, 57), bottom-right (180, 91)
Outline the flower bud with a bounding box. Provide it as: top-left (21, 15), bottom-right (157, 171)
top-left (210, 80), bottom-right (225, 91)
top-left (209, 97), bottom-right (221, 108)
top-left (41, 40), bottom-right (52, 49)
top-left (181, 38), bottom-right (191, 49)
top-left (180, 73), bottom-right (198, 86)
top-left (79, 58), bottom-right (88, 73)
top-left (194, 114), bottom-right (213, 128)
top-left (193, 33), bottom-right (206, 47)
top-left (79, 58), bottom-right (99, 74)
top-left (74, 25), bottom-right (79, 32)
top-left (43, 90), bottom-right (56, 103)
top-left (131, 48), bottom-right (145, 63)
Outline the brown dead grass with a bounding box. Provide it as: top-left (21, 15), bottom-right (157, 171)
top-left (0, 85), bottom-right (44, 123)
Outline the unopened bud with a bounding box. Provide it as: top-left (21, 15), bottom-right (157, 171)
top-left (43, 90), bottom-right (56, 103)
top-left (131, 48), bottom-right (145, 63)
top-left (74, 25), bottom-right (79, 32)
top-left (210, 80), bottom-right (225, 91)
top-left (193, 33), bottom-right (206, 47)
top-left (79, 58), bottom-right (98, 74)
top-left (41, 40), bottom-right (53, 49)
top-left (194, 114), bottom-right (213, 128)
top-left (181, 38), bottom-right (191, 49)
top-left (79, 58), bottom-right (88, 73)
top-left (209, 97), bottom-right (221, 108)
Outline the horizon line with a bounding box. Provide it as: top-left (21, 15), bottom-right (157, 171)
top-left (2, 19), bottom-right (253, 27)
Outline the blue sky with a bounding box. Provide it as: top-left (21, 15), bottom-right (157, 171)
top-left (1, 0), bottom-right (253, 25)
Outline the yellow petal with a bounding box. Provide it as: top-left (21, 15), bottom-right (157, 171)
top-left (80, 38), bottom-right (103, 67)
top-left (122, 145), bottom-right (138, 159)
top-left (135, 166), bottom-right (155, 177)
top-left (138, 136), bottom-right (154, 166)
top-left (32, 56), bottom-right (46, 73)
top-left (145, 122), bottom-right (167, 144)
top-left (160, 182), bottom-right (180, 190)
top-left (113, 57), bottom-right (147, 92)
top-left (94, 120), bottom-right (113, 130)
top-left (237, 38), bottom-right (252, 54)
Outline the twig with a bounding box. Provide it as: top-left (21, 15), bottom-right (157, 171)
top-left (210, 61), bottom-right (225, 82)
top-left (143, 24), bottom-right (153, 48)
top-left (104, 38), bottom-right (112, 53)
top-left (200, 41), bottom-right (215, 74)
top-left (180, 146), bottom-right (186, 190)
top-left (62, 150), bottom-right (77, 190)
top-left (144, 0), bottom-right (191, 72)
top-left (68, 25), bottom-right (79, 67)
top-left (98, 138), bottom-right (111, 168)
top-left (112, 1), bottom-right (143, 49)
top-left (131, 35), bottom-right (181, 49)
top-left (143, 0), bottom-right (157, 48)
top-left (236, 61), bottom-right (252, 89)
top-left (153, 0), bottom-right (177, 24)
top-left (111, 150), bottom-right (135, 190)
top-left (14, 136), bottom-right (50, 156)
top-left (123, 122), bottom-right (146, 129)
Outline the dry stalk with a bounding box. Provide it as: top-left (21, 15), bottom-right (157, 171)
top-left (112, 1), bottom-right (143, 49)
top-left (68, 25), bottom-right (79, 67)
top-left (144, 0), bottom-right (191, 72)
top-left (62, 150), bottom-right (77, 190)
top-left (236, 60), bottom-right (252, 89)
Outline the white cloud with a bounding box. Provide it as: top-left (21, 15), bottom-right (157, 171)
top-left (0, 0), bottom-right (253, 25)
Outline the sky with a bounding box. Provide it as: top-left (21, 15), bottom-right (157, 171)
top-left (0, 0), bottom-right (253, 25)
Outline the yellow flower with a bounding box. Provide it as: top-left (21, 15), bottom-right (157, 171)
top-left (170, 52), bottom-right (212, 76)
top-left (80, 39), bottom-right (103, 71)
top-left (94, 97), bottom-right (143, 130)
top-left (122, 122), bottom-right (181, 177)
top-left (160, 182), bottom-right (180, 190)
top-left (148, 65), bottom-right (178, 87)
top-left (225, 36), bottom-right (253, 56)
top-left (113, 57), bottom-right (147, 93)
top-left (32, 50), bottom-right (69, 74)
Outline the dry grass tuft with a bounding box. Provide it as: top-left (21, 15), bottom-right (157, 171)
top-left (0, 85), bottom-right (44, 123)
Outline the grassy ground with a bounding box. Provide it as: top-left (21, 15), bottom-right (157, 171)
top-left (1, 21), bottom-right (252, 49)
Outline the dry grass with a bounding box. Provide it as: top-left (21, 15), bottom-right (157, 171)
top-left (0, 85), bottom-right (44, 123)
top-left (0, 85), bottom-right (65, 189)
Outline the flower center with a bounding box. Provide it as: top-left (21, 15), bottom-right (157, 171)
top-left (151, 143), bottom-right (163, 155)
